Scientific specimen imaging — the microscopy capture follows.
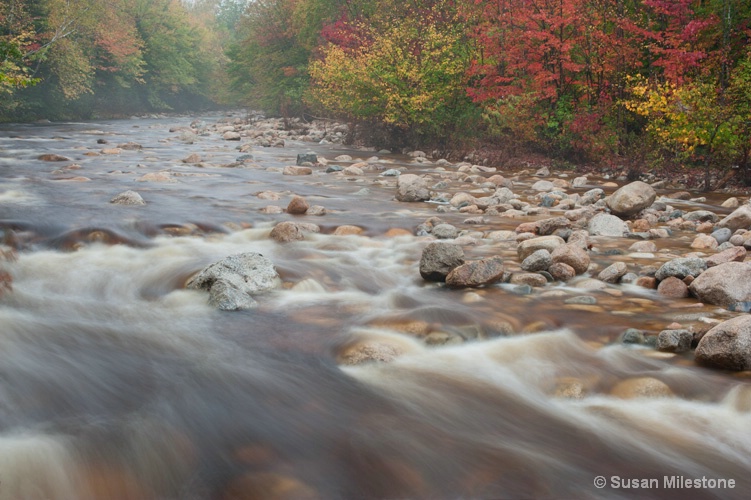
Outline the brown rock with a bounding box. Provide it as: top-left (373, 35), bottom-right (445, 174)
top-left (706, 246), bottom-right (747, 267)
top-left (551, 244), bottom-right (590, 275)
top-left (286, 196), bottom-right (309, 215)
top-left (611, 377), bottom-right (673, 399)
top-left (690, 234), bottom-right (718, 250)
top-left (636, 276), bottom-right (658, 289)
top-left (688, 262), bottom-right (751, 309)
top-left (38, 154), bottom-right (70, 161)
top-left (333, 225), bottom-right (363, 236)
top-left (598, 262), bottom-right (628, 283)
top-left (517, 235), bottom-right (565, 260)
top-left (282, 166), bottom-right (312, 176)
top-left (445, 257), bottom-right (505, 288)
top-left (269, 221), bottom-right (320, 242)
top-left (657, 276), bottom-right (690, 298)
top-left (549, 262), bottom-right (576, 281)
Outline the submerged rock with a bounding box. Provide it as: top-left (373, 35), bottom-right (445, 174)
top-left (187, 252), bottom-right (281, 310)
top-left (110, 190), bottom-right (145, 206)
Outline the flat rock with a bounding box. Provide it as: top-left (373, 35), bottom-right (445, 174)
top-left (283, 166), bottom-right (313, 176)
top-left (706, 246), bottom-right (747, 267)
top-left (517, 235), bottom-right (565, 261)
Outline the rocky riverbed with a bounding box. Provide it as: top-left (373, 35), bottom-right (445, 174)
top-left (1, 111), bottom-right (750, 499)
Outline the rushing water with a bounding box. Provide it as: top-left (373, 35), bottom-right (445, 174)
top-left (0, 112), bottom-right (750, 499)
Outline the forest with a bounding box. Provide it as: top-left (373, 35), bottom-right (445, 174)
top-left (2, 0), bottom-right (751, 184)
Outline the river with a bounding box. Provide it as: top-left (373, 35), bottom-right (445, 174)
top-left (0, 112), bottom-right (749, 499)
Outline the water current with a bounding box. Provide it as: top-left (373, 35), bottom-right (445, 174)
top-left (0, 112), bottom-right (749, 499)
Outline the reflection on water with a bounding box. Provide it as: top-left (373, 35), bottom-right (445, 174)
top-left (0, 113), bottom-right (750, 499)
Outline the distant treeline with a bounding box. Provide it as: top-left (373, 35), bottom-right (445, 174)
top-left (3, 1), bottom-right (751, 182)
top-left (0, 0), bottom-right (244, 121)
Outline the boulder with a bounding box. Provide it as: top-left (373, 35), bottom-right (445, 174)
top-left (445, 257), bottom-right (505, 288)
top-left (588, 213), bottom-right (629, 237)
top-left (695, 315), bottom-right (751, 370)
top-left (688, 262), bottom-right (751, 309)
top-left (717, 205), bottom-right (751, 231)
top-left (654, 257), bottom-right (707, 281)
top-left (605, 181), bottom-right (656, 217)
top-left (396, 174), bottom-right (430, 202)
top-left (419, 243), bottom-right (465, 282)
top-left (432, 224), bottom-right (459, 239)
top-left (187, 253), bottom-right (281, 310)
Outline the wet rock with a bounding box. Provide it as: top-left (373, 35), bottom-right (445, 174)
top-left (137, 172), bottom-right (175, 182)
top-left (187, 252), bottom-right (281, 310)
top-left (654, 257), bottom-right (707, 281)
top-left (606, 181), bottom-right (656, 217)
top-left (517, 235), bottom-right (565, 260)
top-left (333, 225), bottom-right (363, 236)
top-left (39, 154), bottom-right (70, 161)
top-left (450, 192), bottom-right (477, 208)
top-left (717, 205), bottom-right (751, 231)
top-left (282, 166), bottom-right (312, 176)
top-left (223, 131), bottom-right (241, 140)
top-left (536, 216), bottom-right (571, 236)
top-left (521, 249), bottom-right (552, 272)
top-left (656, 329), bottom-right (692, 352)
top-left (396, 174), bottom-right (430, 202)
top-left (706, 246), bottom-right (747, 267)
top-left (269, 221), bottom-right (320, 242)
top-left (508, 272), bottom-right (548, 287)
top-left (296, 153), bottom-right (317, 165)
top-left (432, 224), bottom-right (459, 239)
top-left (688, 261), bottom-right (751, 309)
top-left (564, 295), bottom-right (597, 305)
top-left (419, 242), bottom-right (465, 282)
top-left (286, 196), bottom-right (309, 215)
top-left (711, 227), bottom-right (733, 244)
top-left (307, 205), bottom-right (327, 216)
top-left (690, 234), bottom-right (718, 250)
top-left (598, 262), bottom-right (628, 283)
top-left (338, 341), bottom-right (405, 365)
top-left (531, 180), bottom-right (555, 192)
top-left (182, 153), bottom-right (201, 164)
top-left (588, 213), bottom-right (629, 237)
top-left (657, 276), bottom-right (690, 298)
top-left (611, 377), bottom-right (673, 399)
top-left (549, 262), bottom-right (576, 281)
top-left (683, 210), bottom-right (718, 223)
top-left (110, 190), bottom-right (145, 206)
top-left (551, 244), bottom-right (590, 275)
top-left (445, 256), bottom-right (505, 288)
top-left (621, 328), bottom-right (645, 344)
top-left (381, 169), bottom-right (401, 177)
top-left (342, 165), bottom-right (364, 176)
top-left (636, 276), bottom-right (658, 289)
top-left (695, 315), bottom-right (751, 370)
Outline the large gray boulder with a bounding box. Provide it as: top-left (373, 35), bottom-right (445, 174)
top-left (695, 315), bottom-right (751, 370)
top-left (396, 174), bottom-right (430, 202)
top-left (605, 181), bottom-right (656, 217)
top-left (419, 242), bottom-right (465, 282)
top-left (717, 205), bottom-right (751, 231)
top-left (187, 252), bottom-right (281, 310)
top-left (689, 262), bottom-right (751, 309)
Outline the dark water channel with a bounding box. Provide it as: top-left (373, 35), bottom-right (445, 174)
top-left (0, 112), bottom-right (749, 499)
